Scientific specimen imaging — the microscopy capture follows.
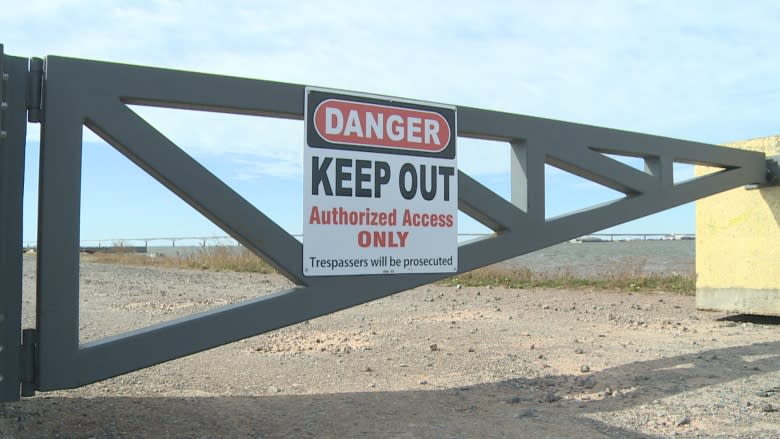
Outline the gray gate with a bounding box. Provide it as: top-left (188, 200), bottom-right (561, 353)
top-left (0, 45), bottom-right (773, 402)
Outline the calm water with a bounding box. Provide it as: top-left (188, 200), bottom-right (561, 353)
top-left (496, 240), bottom-right (694, 278)
top-left (150, 240), bottom-right (694, 279)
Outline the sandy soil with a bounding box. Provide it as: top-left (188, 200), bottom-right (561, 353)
top-left (2, 257), bottom-right (780, 438)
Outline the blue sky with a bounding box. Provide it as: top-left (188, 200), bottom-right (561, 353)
top-left (5, 1), bottom-right (780, 244)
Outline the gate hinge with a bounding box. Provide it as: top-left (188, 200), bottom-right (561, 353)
top-left (20, 329), bottom-right (37, 397)
top-left (0, 44), bottom-right (7, 141)
top-left (745, 155), bottom-right (779, 190)
top-left (26, 57), bottom-right (43, 123)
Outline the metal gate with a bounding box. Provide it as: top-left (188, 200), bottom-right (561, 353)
top-left (0, 45), bottom-right (772, 402)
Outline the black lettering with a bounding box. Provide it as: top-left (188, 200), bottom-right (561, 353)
top-left (399, 163), bottom-right (417, 200)
top-left (335, 158), bottom-right (352, 197)
top-left (439, 166), bottom-right (455, 201)
top-left (374, 161), bottom-right (391, 198)
top-left (420, 165), bottom-right (436, 201)
top-left (312, 156), bottom-right (333, 195)
top-left (355, 160), bottom-right (372, 198)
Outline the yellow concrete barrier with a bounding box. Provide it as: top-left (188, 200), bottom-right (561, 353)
top-left (696, 135), bottom-right (780, 315)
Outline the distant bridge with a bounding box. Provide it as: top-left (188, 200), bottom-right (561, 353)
top-left (21, 232), bottom-right (696, 252)
top-left (573, 233), bottom-right (695, 242)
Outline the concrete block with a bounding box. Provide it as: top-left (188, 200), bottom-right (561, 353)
top-left (696, 135), bottom-right (780, 315)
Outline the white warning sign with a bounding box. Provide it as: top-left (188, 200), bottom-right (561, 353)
top-left (303, 87), bottom-right (457, 276)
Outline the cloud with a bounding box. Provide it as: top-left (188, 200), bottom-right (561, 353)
top-left (6, 1), bottom-right (780, 177)
top-left (125, 105), bottom-right (304, 159)
top-left (232, 156), bottom-right (302, 180)
top-left (16, 1), bottom-right (777, 238)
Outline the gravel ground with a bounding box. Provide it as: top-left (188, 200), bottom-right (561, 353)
top-left (2, 256), bottom-right (780, 438)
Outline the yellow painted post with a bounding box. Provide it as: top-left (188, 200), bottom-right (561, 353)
top-left (696, 135), bottom-right (780, 315)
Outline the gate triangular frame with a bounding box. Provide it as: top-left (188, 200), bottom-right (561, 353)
top-left (29, 55), bottom-right (767, 392)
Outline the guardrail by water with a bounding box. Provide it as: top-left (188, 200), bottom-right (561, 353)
top-left (20, 232), bottom-right (696, 252)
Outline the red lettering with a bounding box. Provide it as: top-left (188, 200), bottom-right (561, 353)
top-left (401, 209), bottom-right (455, 228)
top-left (357, 231), bottom-right (371, 247)
top-left (314, 99), bottom-right (450, 153)
top-left (355, 230), bottom-right (409, 247)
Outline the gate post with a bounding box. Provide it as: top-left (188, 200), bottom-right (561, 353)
top-left (0, 45), bottom-right (30, 402)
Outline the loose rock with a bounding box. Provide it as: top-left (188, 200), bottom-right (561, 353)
top-left (515, 409), bottom-right (536, 418)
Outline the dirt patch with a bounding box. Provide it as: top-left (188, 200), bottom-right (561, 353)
top-left (2, 258), bottom-right (780, 438)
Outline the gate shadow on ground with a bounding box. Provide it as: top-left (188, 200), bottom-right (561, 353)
top-left (3, 341), bottom-right (780, 438)
top-left (718, 314), bottom-right (780, 325)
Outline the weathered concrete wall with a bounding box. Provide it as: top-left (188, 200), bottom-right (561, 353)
top-left (696, 135), bottom-right (780, 315)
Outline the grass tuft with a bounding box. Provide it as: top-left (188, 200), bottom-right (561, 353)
top-left (84, 247), bottom-right (695, 294)
top-left (441, 260), bottom-right (695, 294)
top-left (84, 245), bottom-right (276, 274)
